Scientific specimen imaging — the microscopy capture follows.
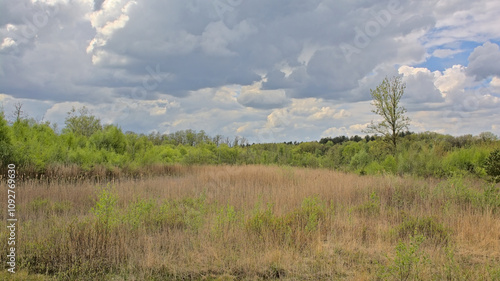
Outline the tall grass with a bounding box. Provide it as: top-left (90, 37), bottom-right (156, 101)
top-left (1, 165), bottom-right (499, 280)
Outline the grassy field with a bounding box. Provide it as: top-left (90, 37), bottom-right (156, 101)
top-left (1, 165), bottom-right (500, 280)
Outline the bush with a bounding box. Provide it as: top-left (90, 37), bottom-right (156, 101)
top-left (350, 150), bottom-right (371, 171)
top-left (155, 196), bottom-right (206, 231)
top-left (485, 149), bottom-right (500, 182)
top-left (91, 184), bottom-right (120, 230)
top-left (378, 234), bottom-right (429, 281)
top-left (354, 192), bottom-right (380, 216)
top-left (396, 216), bottom-right (450, 246)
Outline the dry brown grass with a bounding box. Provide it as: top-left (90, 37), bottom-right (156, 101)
top-left (1, 165), bottom-right (499, 280)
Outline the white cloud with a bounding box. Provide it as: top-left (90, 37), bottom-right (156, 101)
top-left (431, 48), bottom-right (463, 58)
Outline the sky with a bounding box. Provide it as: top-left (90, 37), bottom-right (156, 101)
top-left (0, 0), bottom-right (499, 143)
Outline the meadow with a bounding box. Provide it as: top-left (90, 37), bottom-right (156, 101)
top-left (1, 165), bottom-right (499, 280)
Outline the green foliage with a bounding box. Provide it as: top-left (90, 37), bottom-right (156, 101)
top-left (295, 196), bottom-right (326, 232)
top-left (378, 233), bottom-right (429, 281)
top-left (342, 141), bottom-right (362, 165)
top-left (443, 146), bottom-right (489, 176)
top-left (365, 161), bottom-right (384, 175)
top-left (438, 176), bottom-right (500, 212)
top-left (29, 197), bottom-right (50, 213)
top-left (246, 203), bottom-right (288, 240)
top-left (354, 192), bottom-right (380, 216)
top-left (1, 101), bottom-right (499, 181)
top-left (382, 155), bottom-right (397, 174)
top-left (28, 197), bottom-right (72, 215)
top-left (484, 149), bottom-right (500, 182)
top-left (245, 197), bottom-right (326, 246)
top-left (10, 120), bottom-right (62, 170)
top-left (123, 198), bottom-right (156, 230)
top-left (155, 195), bottom-right (207, 231)
top-left (90, 125), bottom-right (126, 154)
top-left (91, 184), bottom-right (119, 229)
top-left (350, 149), bottom-right (371, 171)
top-left (396, 216), bottom-right (450, 246)
top-left (213, 204), bottom-right (239, 236)
top-left (0, 112), bottom-right (13, 165)
top-left (64, 106), bottom-right (102, 137)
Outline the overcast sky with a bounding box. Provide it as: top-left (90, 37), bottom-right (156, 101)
top-left (1, 0), bottom-right (499, 143)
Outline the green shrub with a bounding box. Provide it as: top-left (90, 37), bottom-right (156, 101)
top-left (294, 196), bottom-right (326, 232)
top-left (29, 197), bottom-right (51, 214)
top-left (123, 198), bottom-right (156, 230)
top-left (396, 216), bottom-right (450, 245)
top-left (378, 233), bottom-right (429, 281)
top-left (91, 184), bottom-right (120, 230)
top-left (213, 204), bottom-right (239, 236)
top-left (382, 155), bottom-right (397, 174)
top-left (350, 150), bottom-right (371, 171)
top-left (155, 195), bottom-right (206, 231)
top-left (354, 192), bottom-right (380, 216)
top-left (443, 147), bottom-right (489, 176)
top-left (246, 203), bottom-right (288, 239)
top-left (484, 149), bottom-right (500, 182)
top-left (478, 184), bottom-right (500, 212)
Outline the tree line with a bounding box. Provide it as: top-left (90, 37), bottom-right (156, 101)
top-left (0, 104), bottom-right (499, 181)
top-left (1, 75), bottom-right (499, 181)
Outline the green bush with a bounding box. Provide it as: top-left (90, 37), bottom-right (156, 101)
top-left (396, 216), bottom-right (450, 246)
top-left (382, 155), bottom-right (397, 174)
top-left (353, 192), bottom-right (380, 216)
top-left (294, 196), bottom-right (326, 232)
top-left (443, 147), bottom-right (489, 176)
top-left (155, 196), bottom-right (206, 231)
top-left (213, 204), bottom-right (239, 236)
top-left (378, 233), bottom-right (429, 281)
top-left (350, 150), bottom-right (371, 171)
top-left (91, 184), bottom-right (120, 230)
top-left (484, 149), bottom-right (500, 182)
top-left (123, 198), bottom-right (156, 230)
top-left (0, 113), bottom-right (13, 165)
top-left (246, 203), bottom-right (288, 239)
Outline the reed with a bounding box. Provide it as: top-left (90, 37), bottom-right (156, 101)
top-left (1, 165), bottom-right (499, 280)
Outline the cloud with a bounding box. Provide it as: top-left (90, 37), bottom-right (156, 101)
top-left (1, 0), bottom-right (499, 142)
top-left (432, 48), bottom-right (463, 58)
top-left (466, 42), bottom-right (500, 80)
top-left (236, 80), bottom-right (289, 109)
top-left (399, 66), bottom-right (444, 104)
